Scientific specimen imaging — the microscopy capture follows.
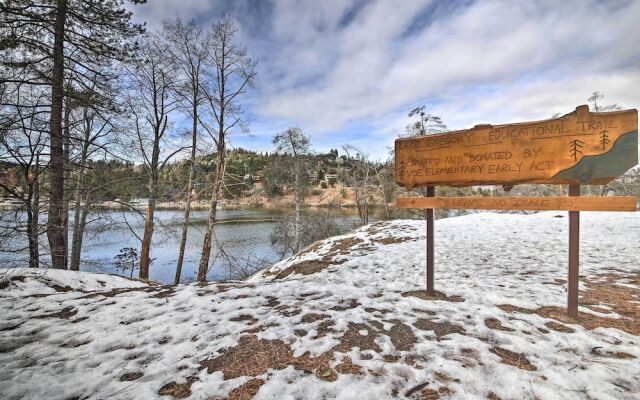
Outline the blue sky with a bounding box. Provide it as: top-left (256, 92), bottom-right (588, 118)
top-left (133, 0), bottom-right (640, 160)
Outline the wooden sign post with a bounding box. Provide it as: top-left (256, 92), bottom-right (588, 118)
top-left (395, 105), bottom-right (638, 318)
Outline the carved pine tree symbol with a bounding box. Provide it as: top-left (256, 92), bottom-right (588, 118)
top-left (599, 130), bottom-right (610, 150)
top-left (398, 161), bottom-right (407, 177)
top-left (569, 139), bottom-right (584, 161)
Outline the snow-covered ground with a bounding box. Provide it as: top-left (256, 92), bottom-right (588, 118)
top-left (1, 212), bottom-right (639, 399)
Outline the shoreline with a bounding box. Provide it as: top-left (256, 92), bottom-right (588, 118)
top-left (0, 185), bottom-right (389, 211)
top-left (0, 199), bottom-right (390, 212)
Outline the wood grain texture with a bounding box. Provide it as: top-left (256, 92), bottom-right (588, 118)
top-left (395, 105), bottom-right (638, 188)
top-left (395, 196), bottom-right (637, 212)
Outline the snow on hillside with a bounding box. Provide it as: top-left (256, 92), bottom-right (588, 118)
top-left (0, 268), bottom-right (148, 296)
top-left (1, 212), bottom-right (639, 400)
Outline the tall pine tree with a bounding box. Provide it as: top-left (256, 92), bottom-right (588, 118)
top-left (1, 0), bottom-right (144, 269)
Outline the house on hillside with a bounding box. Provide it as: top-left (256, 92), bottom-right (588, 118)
top-left (325, 173), bottom-right (339, 183)
top-left (129, 198), bottom-right (148, 207)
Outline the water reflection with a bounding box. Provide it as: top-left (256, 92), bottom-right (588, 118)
top-left (1, 208), bottom-right (384, 283)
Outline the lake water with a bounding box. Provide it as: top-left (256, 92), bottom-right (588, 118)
top-left (0, 208), bottom-right (383, 283)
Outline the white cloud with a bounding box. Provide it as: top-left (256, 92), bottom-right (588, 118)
top-left (131, 0), bottom-right (640, 159)
top-left (257, 0), bottom-right (640, 133)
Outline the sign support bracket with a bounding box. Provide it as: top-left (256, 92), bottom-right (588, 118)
top-left (568, 184), bottom-right (580, 319)
top-left (426, 186), bottom-right (435, 295)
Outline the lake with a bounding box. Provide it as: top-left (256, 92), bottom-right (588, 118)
top-left (0, 207), bottom-right (386, 283)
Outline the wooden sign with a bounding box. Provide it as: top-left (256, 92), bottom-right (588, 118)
top-left (395, 105), bottom-right (638, 189)
top-left (394, 105), bottom-right (638, 319)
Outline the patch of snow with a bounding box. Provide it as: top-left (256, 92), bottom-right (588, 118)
top-left (0, 211), bottom-right (639, 399)
top-left (0, 268), bottom-right (147, 297)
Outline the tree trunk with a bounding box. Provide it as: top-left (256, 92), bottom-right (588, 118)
top-left (175, 104), bottom-right (198, 285)
top-left (69, 177), bottom-right (85, 271)
top-left (174, 171), bottom-right (193, 284)
top-left (139, 132), bottom-right (160, 280)
top-left (197, 144), bottom-right (225, 282)
top-left (355, 183), bottom-right (368, 226)
top-left (26, 187), bottom-right (38, 269)
top-left (25, 154), bottom-right (41, 269)
top-left (70, 139), bottom-right (89, 271)
top-left (362, 181), bottom-right (369, 225)
top-left (380, 184), bottom-right (389, 220)
top-left (47, 0), bottom-right (68, 269)
top-left (30, 161), bottom-right (41, 268)
top-left (62, 102), bottom-right (71, 266)
top-left (70, 208), bottom-right (83, 270)
top-left (69, 213), bottom-right (82, 271)
top-left (376, 169), bottom-right (390, 220)
top-left (26, 206), bottom-right (37, 268)
top-left (139, 172), bottom-right (158, 280)
top-left (70, 207), bottom-right (88, 271)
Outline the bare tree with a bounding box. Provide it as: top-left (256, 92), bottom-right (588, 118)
top-left (68, 77), bottom-right (119, 271)
top-left (588, 91), bottom-right (621, 112)
top-left (374, 161), bottom-right (395, 219)
top-left (197, 17), bottom-right (256, 282)
top-left (163, 18), bottom-right (209, 284)
top-left (272, 128), bottom-right (312, 253)
top-left (126, 35), bottom-right (182, 280)
top-left (406, 105), bottom-right (447, 136)
top-left (270, 205), bottom-right (343, 260)
top-left (342, 145), bottom-right (372, 226)
top-left (0, 86), bottom-right (49, 268)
